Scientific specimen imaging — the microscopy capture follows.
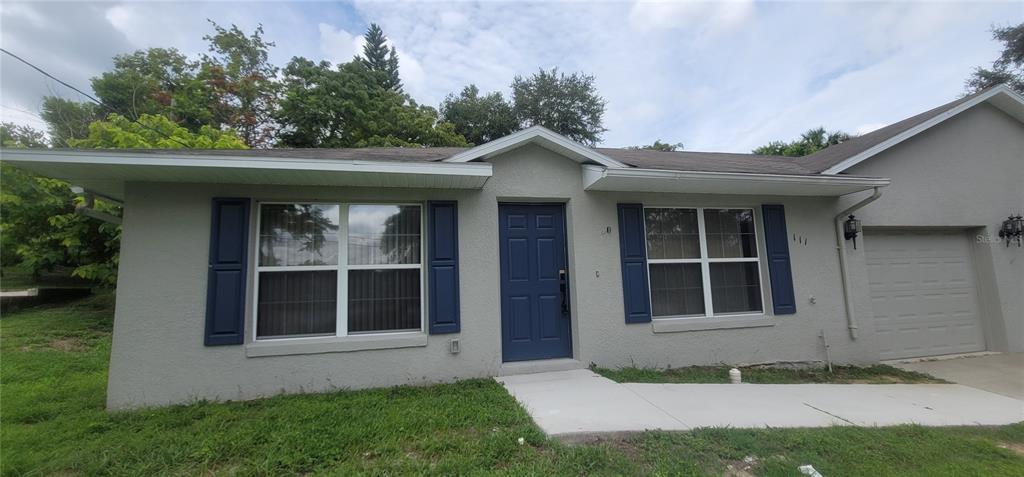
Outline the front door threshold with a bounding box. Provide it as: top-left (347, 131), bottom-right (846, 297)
top-left (499, 358), bottom-right (584, 377)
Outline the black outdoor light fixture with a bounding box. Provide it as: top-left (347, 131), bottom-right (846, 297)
top-left (844, 215), bottom-right (861, 249)
top-left (999, 213), bottom-right (1024, 247)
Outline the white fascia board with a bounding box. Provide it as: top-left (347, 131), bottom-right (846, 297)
top-left (822, 85), bottom-right (1024, 175)
top-left (444, 125), bottom-right (627, 168)
top-left (1, 149), bottom-right (493, 177)
top-left (583, 165), bottom-right (890, 196)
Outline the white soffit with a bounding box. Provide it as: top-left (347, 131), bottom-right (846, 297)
top-left (582, 165), bottom-right (890, 197)
top-left (823, 85), bottom-right (1024, 174)
top-left (0, 149), bottom-right (492, 201)
top-left (444, 125), bottom-right (627, 168)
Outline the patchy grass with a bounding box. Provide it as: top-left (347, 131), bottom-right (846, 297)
top-left (2, 296), bottom-right (1021, 476)
top-left (0, 266), bottom-right (92, 290)
top-left (592, 364), bottom-right (947, 385)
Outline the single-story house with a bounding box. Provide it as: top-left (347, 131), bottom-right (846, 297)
top-left (3, 84), bottom-right (1021, 409)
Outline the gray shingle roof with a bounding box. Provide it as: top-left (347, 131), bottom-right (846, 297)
top-left (796, 87), bottom-right (995, 173)
top-left (52, 146), bottom-right (813, 175)
top-left (596, 148), bottom-right (813, 175)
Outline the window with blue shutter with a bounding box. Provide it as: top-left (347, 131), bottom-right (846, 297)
top-left (617, 203), bottom-right (652, 323)
top-left (205, 198), bottom-right (251, 345)
top-left (427, 201), bottom-right (460, 334)
top-left (761, 204), bottom-right (796, 315)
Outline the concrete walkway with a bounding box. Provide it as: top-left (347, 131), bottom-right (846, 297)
top-left (496, 369), bottom-right (1024, 438)
top-left (890, 352), bottom-right (1024, 400)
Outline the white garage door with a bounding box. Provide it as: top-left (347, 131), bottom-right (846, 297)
top-left (866, 230), bottom-right (986, 360)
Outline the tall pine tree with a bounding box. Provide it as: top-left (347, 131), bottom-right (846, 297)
top-left (360, 24), bottom-right (402, 92)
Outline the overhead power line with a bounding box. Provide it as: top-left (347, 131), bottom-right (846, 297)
top-left (1, 48), bottom-right (193, 148)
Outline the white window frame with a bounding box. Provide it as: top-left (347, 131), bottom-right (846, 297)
top-left (643, 206), bottom-right (766, 319)
top-left (252, 201), bottom-right (426, 342)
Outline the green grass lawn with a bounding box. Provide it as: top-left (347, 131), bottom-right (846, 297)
top-left (592, 364), bottom-right (946, 385)
top-left (2, 295), bottom-right (1022, 476)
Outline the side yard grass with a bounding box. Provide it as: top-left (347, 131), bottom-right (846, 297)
top-left (2, 295), bottom-right (1022, 476)
top-left (592, 363), bottom-right (946, 384)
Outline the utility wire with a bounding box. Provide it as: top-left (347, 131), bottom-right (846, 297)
top-left (1, 48), bottom-right (193, 148)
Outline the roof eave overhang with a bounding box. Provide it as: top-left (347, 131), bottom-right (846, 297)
top-left (822, 84), bottom-right (1024, 174)
top-left (444, 125), bottom-right (627, 168)
top-left (0, 149), bottom-right (492, 201)
top-left (582, 165), bottom-right (890, 197)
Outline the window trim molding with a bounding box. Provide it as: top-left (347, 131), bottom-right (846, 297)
top-left (251, 201), bottom-right (427, 343)
top-left (641, 205), bottom-right (769, 320)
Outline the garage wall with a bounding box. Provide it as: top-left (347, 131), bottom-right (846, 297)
top-left (843, 102), bottom-right (1024, 352)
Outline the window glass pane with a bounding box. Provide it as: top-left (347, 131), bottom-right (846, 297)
top-left (257, 271), bottom-right (337, 338)
top-left (348, 269), bottom-right (421, 333)
top-left (704, 209), bottom-right (757, 258)
top-left (259, 204), bottom-right (340, 266)
top-left (644, 208), bottom-right (700, 259)
top-left (649, 263), bottom-right (705, 317)
top-left (349, 205), bottom-right (421, 265)
top-left (710, 262), bottom-right (762, 314)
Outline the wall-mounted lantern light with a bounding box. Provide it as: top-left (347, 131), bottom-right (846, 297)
top-left (999, 214), bottom-right (1024, 247)
top-left (844, 215), bottom-right (861, 249)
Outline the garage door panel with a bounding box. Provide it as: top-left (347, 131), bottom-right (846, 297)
top-left (866, 230), bottom-right (985, 360)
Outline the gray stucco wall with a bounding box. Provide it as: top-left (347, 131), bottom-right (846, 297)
top-left (108, 144), bottom-right (877, 409)
top-left (843, 103), bottom-right (1024, 353)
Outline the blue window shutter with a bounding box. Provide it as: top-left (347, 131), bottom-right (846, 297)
top-left (761, 204), bottom-right (796, 315)
top-left (617, 203), bottom-right (652, 323)
top-left (428, 201), bottom-right (460, 334)
top-left (204, 198), bottom-right (250, 345)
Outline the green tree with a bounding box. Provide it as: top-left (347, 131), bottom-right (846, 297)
top-left (0, 122), bottom-right (119, 284)
top-left (966, 23), bottom-right (1024, 94)
top-left (628, 140), bottom-right (684, 152)
top-left (40, 97), bottom-right (101, 147)
top-left (439, 85), bottom-right (517, 145)
top-left (276, 58), bottom-right (466, 148)
top-left (71, 113), bottom-right (248, 149)
top-left (202, 21), bottom-right (281, 147)
top-left (360, 23), bottom-right (402, 92)
top-left (753, 127), bottom-right (851, 157)
top-left (91, 48), bottom-right (198, 121)
top-left (511, 68), bottom-right (606, 145)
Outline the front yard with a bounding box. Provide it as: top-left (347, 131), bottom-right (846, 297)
top-left (2, 295), bottom-right (1023, 476)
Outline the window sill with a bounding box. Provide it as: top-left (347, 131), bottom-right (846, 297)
top-left (651, 315), bottom-right (773, 334)
top-left (245, 333), bottom-right (428, 357)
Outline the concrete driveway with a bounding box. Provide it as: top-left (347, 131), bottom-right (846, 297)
top-left (497, 369), bottom-right (1024, 439)
top-left (890, 352), bottom-right (1024, 400)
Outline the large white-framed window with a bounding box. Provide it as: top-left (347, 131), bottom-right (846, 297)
top-left (643, 207), bottom-right (764, 319)
top-left (253, 202), bottom-right (424, 341)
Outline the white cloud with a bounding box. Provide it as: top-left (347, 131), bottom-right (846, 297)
top-left (318, 23), bottom-right (363, 65)
top-left (855, 123), bottom-right (888, 135)
top-left (0, 0), bottom-right (1018, 151)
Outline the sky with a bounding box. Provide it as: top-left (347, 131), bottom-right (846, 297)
top-left (0, 1), bottom-right (1020, 152)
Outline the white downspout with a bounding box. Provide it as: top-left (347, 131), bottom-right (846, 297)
top-left (834, 187), bottom-right (883, 339)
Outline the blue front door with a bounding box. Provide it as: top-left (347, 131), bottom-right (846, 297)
top-left (499, 204), bottom-right (572, 362)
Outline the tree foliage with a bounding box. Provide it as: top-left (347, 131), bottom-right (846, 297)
top-left (40, 97), bottom-right (101, 147)
top-left (511, 68), bottom-right (606, 145)
top-left (276, 58), bottom-right (466, 148)
top-left (360, 23), bottom-right (402, 92)
top-left (966, 23), bottom-right (1024, 94)
top-left (628, 140), bottom-right (684, 152)
top-left (70, 113), bottom-right (248, 149)
top-left (0, 123), bottom-right (120, 284)
top-left (439, 85), bottom-right (517, 145)
top-left (753, 127), bottom-right (852, 157)
top-left (201, 21), bottom-right (281, 147)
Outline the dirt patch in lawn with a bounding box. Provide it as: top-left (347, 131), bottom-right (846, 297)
top-left (20, 338), bottom-right (90, 353)
top-left (999, 442), bottom-right (1024, 456)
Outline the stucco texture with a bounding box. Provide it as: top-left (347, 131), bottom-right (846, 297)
top-left (108, 144), bottom-right (877, 409)
top-left (843, 103), bottom-right (1024, 353)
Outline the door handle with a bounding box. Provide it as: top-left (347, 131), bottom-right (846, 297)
top-left (559, 269), bottom-right (570, 316)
